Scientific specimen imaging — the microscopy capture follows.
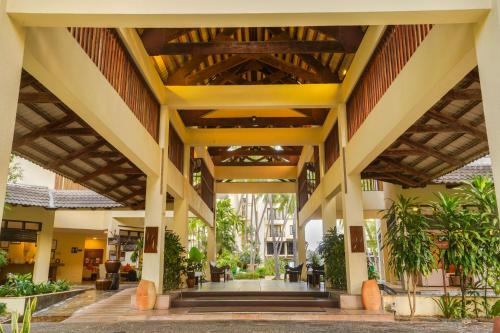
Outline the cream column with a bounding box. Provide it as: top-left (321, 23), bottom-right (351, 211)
top-left (296, 223), bottom-right (306, 270)
top-left (338, 104), bottom-right (368, 295)
top-left (33, 211), bottom-right (55, 283)
top-left (142, 106), bottom-right (169, 293)
top-left (171, 145), bottom-right (190, 249)
top-left (205, 221), bottom-right (217, 277)
top-left (0, 2), bottom-right (25, 221)
top-left (475, 0), bottom-right (500, 215)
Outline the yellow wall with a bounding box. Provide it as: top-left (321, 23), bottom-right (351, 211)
top-left (84, 238), bottom-right (106, 251)
top-left (7, 242), bottom-right (36, 264)
top-left (52, 231), bottom-right (86, 283)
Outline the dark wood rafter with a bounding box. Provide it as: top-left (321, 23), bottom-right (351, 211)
top-left (13, 72), bottom-right (148, 208)
top-left (209, 146), bottom-right (302, 167)
top-left (166, 28), bottom-right (238, 85)
top-left (362, 68), bottom-right (489, 188)
top-left (177, 108), bottom-right (329, 129)
top-left (150, 40), bottom-right (347, 56)
top-left (143, 26), bottom-right (365, 86)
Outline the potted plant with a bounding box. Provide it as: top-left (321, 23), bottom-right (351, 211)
top-left (382, 195), bottom-right (436, 319)
top-left (105, 231), bottom-right (123, 274)
top-left (362, 264), bottom-right (381, 311)
top-left (185, 247), bottom-right (204, 288)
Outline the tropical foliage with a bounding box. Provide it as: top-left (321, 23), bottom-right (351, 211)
top-left (0, 274), bottom-right (70, 297)
top-left (383, 195), bottom-right (436, 319)
top-left (432, 175), bottom-right (499, 318)
top-left (318, 227), bottom-right (347, 290)
top-left (215, 199), bottom-right (244, 254)
top-left (0, 297), bottom-right (36, 333)
top-left (163, 230), bottom-right (186, 291)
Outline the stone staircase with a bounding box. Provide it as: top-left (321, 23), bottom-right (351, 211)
top-left (172, 291), bottom-right (339, 312)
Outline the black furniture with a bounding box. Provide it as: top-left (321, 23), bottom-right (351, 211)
top-left (210, 261), bottom-right (228, 282)
top-left (285, 263), bottom-right (304, 282)
top-left (306, 264), bottom-right (324, 287)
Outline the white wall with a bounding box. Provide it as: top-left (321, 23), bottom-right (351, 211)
top-left (15, 156), bottom-right (55, 188)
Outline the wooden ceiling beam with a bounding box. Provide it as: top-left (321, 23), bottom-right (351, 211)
top-left (381, 148), bottom-right (427, 157)
top-left (46, 140), bottom-right (106, 169)
top-left (442, 88), bottom-right (482, 101)
top-left (41, 128), bottom-right (96, 137)
top-left (104, 174), bottom-right (144, 194)
top-left (141, 28), bottom-right (195, 52)
top-left (426, 110), bottom-right (487, 141)
top-left (310, 26), bottom-right (365, 53)
top-left (148, 40), bottom-right (345, 56)
top-left (87, 151), bottom-right (123, 159)
top-left (119, 189), bottom-right (145, 203)
top-left (182, 116), bottom-right (320, 127)
top-left (256, 55), bottom-right (334, 83)
top-left (18, 92), bottom-right (61, 104)
top-left (379, 157), bottom-right (428, 179)
top-left (265, 27), bottom-right (338, 83)
top-left (167, 28), bottom-right (238, 85)
top-left (77, 158), bottom-right (128, 182)
top-left (398, 137), bottom-right (461, 166)
top-left (13, 115), bottom-right (76, 149)
top-left (406, 124), bottom-right (465, 134)
top-left (185, 55), bottom-right (250, 85)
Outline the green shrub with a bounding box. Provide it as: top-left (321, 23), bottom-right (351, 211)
top-left (0, 274), bottom-right (70, 297)
top-left (263, 257), bottom-right (286, 276)
top-left (434, 296), bottom-right (462, 319)
top-left (234, 272), bottom-right (260, 280)
top-left (0, 250), bottom-right (7, 268)
top-left (255, 267), bottom-right (266, 278)
top-left (163, 230), bottom-right (186, 291)
top-left (0, 303), bottom-right (5, 316)
top-left (318, 227), bottom-right (346, 290)
top-left (216, 249), bottom-right (239, 271)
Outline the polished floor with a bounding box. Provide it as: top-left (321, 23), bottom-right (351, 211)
top-left (187, 280), bottom-right (324, 292)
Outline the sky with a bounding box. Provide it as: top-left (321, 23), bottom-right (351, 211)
top-left (305, 219), bottom-right (323, 251)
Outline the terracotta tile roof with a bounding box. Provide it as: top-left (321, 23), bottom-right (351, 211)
top-left (433, 164), bottom-right (492, 185)
top-left (5, 183), bottom-right (122, 209)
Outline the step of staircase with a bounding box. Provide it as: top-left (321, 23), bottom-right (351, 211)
top-left (172, 291), bottom-right (339, 309)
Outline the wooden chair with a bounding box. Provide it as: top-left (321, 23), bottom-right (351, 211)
top-left (285, 263), bottom-right (303, 282)
top-left (210, 261), bottom-right (227, 282)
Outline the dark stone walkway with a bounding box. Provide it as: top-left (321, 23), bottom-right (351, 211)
top-left (12, 320), bottom-right (493, 333)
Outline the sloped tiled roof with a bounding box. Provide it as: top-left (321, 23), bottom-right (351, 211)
top-left (5, 184), bottom-right (122, 209)
top-left (433, 164), bottom-right (492, 185)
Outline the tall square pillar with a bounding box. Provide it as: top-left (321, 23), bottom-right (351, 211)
top-left (0, 3), bottom-right (25, 221)
top-left (141, 106), bottom-right (169, 293)
top-left (475, 0), bottom-right (500, 215)
top-left (338, 104), bottom-right (368, 295)
top-left (33, 211), bottom-right (55, 283)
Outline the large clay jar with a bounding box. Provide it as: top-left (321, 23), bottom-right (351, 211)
top-left (136, 279), bottom-right (156, 310)
top-left (105, 260), bottom-right (121, 273)
top-left (361, 279), bottom-right (382, 311)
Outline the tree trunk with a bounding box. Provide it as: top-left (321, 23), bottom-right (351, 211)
top-left (460, 270), bottom-right (466, 318)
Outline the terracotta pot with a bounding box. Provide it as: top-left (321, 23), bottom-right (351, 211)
top-left (136, 279), bottom-right (156, 310)
top-left (361, 279), bottom-right (381, 311)
top-left (105, 260), bottom-right (121, 273)
top-left (435, 240), bottom-right (449, 250)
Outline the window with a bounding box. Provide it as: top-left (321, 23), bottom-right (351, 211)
top-left (286, 241), bottom-right (294, 255)
top-left (289, 225), bottom-right (295, 236)
top-left (266, 242), bottom-right (285, 255)
top-left (269, 225), bottom-right (282, 237)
